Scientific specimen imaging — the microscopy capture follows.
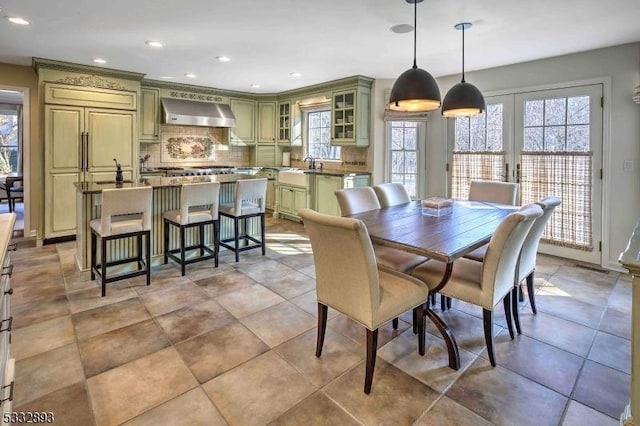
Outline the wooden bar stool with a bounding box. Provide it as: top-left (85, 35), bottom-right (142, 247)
top-left (163, 182), bottom-right (221, 276)
top-left (90, 187), bottom-right (153, 297)
top-left (219, 178), bottom-right (268, 262)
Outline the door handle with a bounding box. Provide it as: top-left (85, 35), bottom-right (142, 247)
top-left (84, 132), bottom-right (89, 171)
top-left (516, 163), bottom-right (521, 184)
top-left (80, 132), bottom-right (85, 171)
top-left (504, 163), bottom-right (509, 182)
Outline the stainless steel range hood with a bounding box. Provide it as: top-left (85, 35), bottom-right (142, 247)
top-left (161, 98), bottom-right (236, 127)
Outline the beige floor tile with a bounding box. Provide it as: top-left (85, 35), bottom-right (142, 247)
top-left (240, 301), bottom-right (315, 347)
top-left (447, 357), bottom-right (567, 426)
top-left (11, 264), bottom-right (63, 287)
top-left (587, 331), bottom-right (631, 374)
top-left (203, 351), bottom-right (316, 426)
top-left (572, 360), bottom-right (631, 418)
top-left (72, 297), bottom-right (151, 340)
top-left (328, 313), bottom-right (411, 349)
top-left (14, 343), bottom-right (85, 406)
top-left (12, 294), bottom-right (70, 329)
top-left (416, 396), bottom-right (492, 426)
top-left (260, 271), bottom-right (316, 299)
top-left (275, 328), bottom-right (363, 387)
top-left (324, 358), bottom-right (439, 425)
top-left (122, 387), bottom-right (227, 426)
top-left (599, 306), bottom-right (631, 339)
top-left (562, 400), bottom-right (618, 426)
top-left (195, 270), bottom-right (257, 298)
top-left (288, 291), bottom-right (339, 320)
top-left (12, 281), bottom-right (66, 306)
top-left (138, 282), bottom-right (209, 316)
top-left (186, 262), bottom-right (236, 282)
top-left (215, 284), bottom-right (285, 318)
top-left (378, 328), bottom-right (477, 393)
top-left (67, 286), bottom-right (138, 314)
top-left (156, 298), bottom-right (236, 344)
top-left (175, 321), bottom-right (269, 383)
top-left (607, 279), bottom-right (632, 315)
top-left (12, 315), bottom-right (76, 360)
top-left (87, 347), bottom-right (198, 426)
top-left (241, 259), bottom-right (298, 283)
top-left (79, 319), bottom-right (170, 377)
top-left (132, 273), bottom-right (193, 295)
top-left (519, 311), bottom-right (596, 357)
top-left (13, 382), bottom-right (94, 426)
top-left (270, 391), bottom-right (359, 426)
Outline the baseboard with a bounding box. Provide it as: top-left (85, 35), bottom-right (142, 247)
top-left (43, 235), bottom-right (76, 245)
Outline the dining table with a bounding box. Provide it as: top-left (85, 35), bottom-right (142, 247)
top-left (346, 199), bottom-right (518, 370)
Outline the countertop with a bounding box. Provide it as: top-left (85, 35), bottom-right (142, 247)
top-left (74, 174), bottom-right (274, 194)
top-left (302, 169), bottom-right (371, 177)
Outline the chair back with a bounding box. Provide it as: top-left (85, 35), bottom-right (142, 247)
top-left (469, 180), bottom-right (518, 205)
top-left (481, 203), bottom-right (542, 306)
top-left (299, 208), bottom-right (380, 325)
top-left (373, 183), bottom-right (411, 207)
top-left (516, 196), bottom-right (562, 282)
top-left (234, 178), bottom-right (268, 214)
top-left (100, 187), bottom-right (153, 235)
top-left (335, 187), bottom-right (381, 216)
top-left (179, 182), bottom-right (221, 225)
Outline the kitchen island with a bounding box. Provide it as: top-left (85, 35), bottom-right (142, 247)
top-left (74, 174), bottom-right (270, 271)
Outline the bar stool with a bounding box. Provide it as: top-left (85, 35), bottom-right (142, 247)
top-left (163, 182), bottom-right (221, 276)
top-left (219, 178), bottom-right (268, 262)
top-left (90, 187), bottom-right (153, 297)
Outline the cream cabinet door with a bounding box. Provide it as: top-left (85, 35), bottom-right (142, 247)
top-left (229, 99), bottom-right (255, 145)
top-left (314, 175), bottom-right (342, 216)
top-left (257, 102), bottom-right (276, 143)
top-left (85, 109), bottom-right (135, 171)
top-left (47, 173), bottom-right (80, 237)
top-left (45, 105), bottom-right (83, 172)
top-left (139, 88), bottom-right (160, 142)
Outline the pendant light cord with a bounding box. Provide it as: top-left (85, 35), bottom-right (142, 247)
top-left (412, 0), bottom-right (418, 69)
top-left (461, 24), bottom-right (466, 83)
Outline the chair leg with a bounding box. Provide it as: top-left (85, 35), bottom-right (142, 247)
top-left (199, 223), bottom-right (205, 256)
top-left (483, 309), bottom-right (496, 367)
top-left (234, 217), bottom-right (240, 262)
top-left (446, 296), bottom-right (452, 310)
top-left (316, 303), bottom-right (328, 357)
top-left (137, 233), bottom-right (143, 269)
top-left (214, 220), bottom-right (220, 268)
top-left (503, 294), bottom-right (514, 339)
top-left (392, 318), bottom-right (399, 330)
top-left (364, 328), bottom-right (379, 394)
top-left (163, 219), bottom-right (169, 265)
top-left (180, 225), bottom-right (186, 276)
top-left (526, 272), bottom-right (537, 314)
top-left (90, 232), bottom-right (96, 280)
top-left (260, 213), bottom-right (266, 256)
top-left (416, 304), bottom-right (425, 356)
top-left (518, 284), bottom-right (525, 302)
top-left (412, 309), bottom-right (417, 334)
top-left (511, 287), bottom-right (522, 334)
top-left (440, 294), bottom-right (446, 311)
top-left (101, 237), bottom-right (107, 297)
top-left (145, 231), bottom-right (151, 286)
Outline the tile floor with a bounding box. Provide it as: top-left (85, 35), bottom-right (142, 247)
top-left (9, 217), bottom-right (631, 425)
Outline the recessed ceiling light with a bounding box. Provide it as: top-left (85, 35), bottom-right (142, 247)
top-left (290, 72), bottom-right (302, 77)
top-left (250, 84), bottom-right (260, 88)
top-left (390, 24), bottom-right (413, 34)
top-left (184, 73), bottom-right (196, 78)
top-left (6, 16), bottom-right (30, 25)
top-left (145, 40), bottom-right (163, 48)
top-left (92, 58), bottom-right (107, 64)
top-left (216, 56), bottom-right (231, 62)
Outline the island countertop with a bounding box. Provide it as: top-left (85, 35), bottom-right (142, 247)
top-left (74, 174), bottom-right (272, 194)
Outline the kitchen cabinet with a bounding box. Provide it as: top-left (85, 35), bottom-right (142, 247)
top-left (277, 101), bottom-right (290, 145)
top-left (229, 98), bottom-right (256, 145)
top-left (257, 102), bottom-right (276, 144)
top-left (44, 104), bottom-right (136, 239)
top-left (331, 86), bottom-right (370, 147)
top-left (278, 184), bottom-right (307, 221)
top-left (255, 168), bottom-right (277, 210)
top-left (313, 174), bottom-right (371, 216)
top-left (290, 102), bottom-right (303, 147)
top-left (139, 87), bottom-right (160, 143)
top-left (0, 214), bottom-right (15, 421)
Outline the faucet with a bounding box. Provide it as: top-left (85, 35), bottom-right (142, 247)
top-left (303, 156), bottom-right (316, 170)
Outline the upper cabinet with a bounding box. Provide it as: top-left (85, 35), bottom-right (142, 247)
top-left (277, 101), bottom-right (290, 145)
top-left (229, 98), bottom-right (256, 145)
top-left (257, 101), bottom-right (276, 144)
top-left (331, 85), bottom-right (370, 147)
top-left (139, 87), bottom-right (160, 143)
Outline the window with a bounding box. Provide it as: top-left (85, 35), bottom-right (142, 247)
top-left (307, 110), bottom-right (340, 160)
top-left (389, 121), bottom-right (420, 197)
top-left (450, 103), bottom-right (506, 200)
top-left (0, 110), bottom-right (19, 176)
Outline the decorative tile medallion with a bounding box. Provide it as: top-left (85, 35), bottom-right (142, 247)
top-left (162, 136), bottom-right (215, 162)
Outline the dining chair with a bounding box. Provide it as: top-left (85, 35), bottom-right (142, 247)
top-left (372, 182), bottom-right (412, 207)
top-left (411, 203), bottom-right (543, 366)
top-left (468, 180), bottom-right (518, 205)
top-left (163, 181), bottom-right (221, 276)
top-left (90, 187), bottom-right (153, 297)
top-left (336, 187), bottom-right (428, 330)
top-left (299, 208), bottom-right (429, 394)
top-left (219, 178), bottom-right (268, 262)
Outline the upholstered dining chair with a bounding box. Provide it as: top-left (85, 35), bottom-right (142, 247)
top-left (372, 182), bottom-right (412, 207)
top-left (468, 180), bottom-right (519, 205)
top-left (411, 203), bottom-right (543, 366)
top-left (299, 208), bottom-right (429, 394)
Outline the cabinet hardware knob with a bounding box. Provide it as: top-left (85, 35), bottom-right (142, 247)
top-left (1, 265), bottom-right (13, 277)
top-left (0, 316), bottom-right (12, 333)
top-left (0, 380), bottom-right (14, 403)
top-left (4, 288), bottom-right (12, 295)
top-left (7, 243), bottom-right (17, 252)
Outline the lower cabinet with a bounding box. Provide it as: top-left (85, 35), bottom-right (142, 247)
top-left (278, 184), bottom-right (308, 221)
top-left (313, 174), bottom-right (371, 216)
top-left (0, 214), bottom-right (16, 420)
top-left (255, 169), bottom-right (276, 210)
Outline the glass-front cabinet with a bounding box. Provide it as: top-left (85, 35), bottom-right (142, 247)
top-left (331, 85), bottom-right (370, 147)
top-left (277, 101), bottom-right (290, 145)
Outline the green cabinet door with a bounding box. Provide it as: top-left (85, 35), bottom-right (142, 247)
top-left (139, 87), bottom-right (160, 143)
top-left (314, 175), bottom-right (343, 216)
top-left (230, 99), bottom-right (256, 145)
top-left (257, 102), bottom-right (276, 144)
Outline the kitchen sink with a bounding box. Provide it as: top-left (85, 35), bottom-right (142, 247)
top-left (278, 170), bottom-right (308, 187)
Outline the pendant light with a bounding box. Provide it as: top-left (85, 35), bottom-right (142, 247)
top-left (442, 22), bottom-right (486, 118)
top-left (389, 0), bottom-right (441, 112)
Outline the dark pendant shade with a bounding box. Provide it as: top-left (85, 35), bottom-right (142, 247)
top-left (389, 66), bottom-right (441, 112)
top-left (442, 81), bottom-right (486, 117)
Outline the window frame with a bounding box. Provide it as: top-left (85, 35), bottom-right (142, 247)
top-left (303, 106), bottom-right (341, 162)
top-left (384, 120), bottom-right (426, 198)
top-left (0, 108), bottom-right (20, 177)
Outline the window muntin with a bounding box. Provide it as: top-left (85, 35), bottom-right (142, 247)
top-left (523, 96), bottom-right (590, 152)
top-left (308, 110), bottom-right (340, 160)
top-left (389, 121), bottom-right (418, 197)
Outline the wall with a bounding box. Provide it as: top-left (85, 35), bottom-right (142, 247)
top-left (372, 42), bottom-right (640, 270)
top-left (0, 63), bottom-right (39, 237)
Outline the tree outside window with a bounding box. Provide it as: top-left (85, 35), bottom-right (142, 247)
top-left (0, 112), bottom-right (18, 176)
top-left (308, 110), bottom-right (340, 160)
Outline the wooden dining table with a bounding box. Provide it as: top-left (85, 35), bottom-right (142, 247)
top-left (346, 199), bottom-right (517, 370)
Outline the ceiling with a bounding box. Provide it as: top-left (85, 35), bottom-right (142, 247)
top-left (0, 0), bottom-right (639, 94)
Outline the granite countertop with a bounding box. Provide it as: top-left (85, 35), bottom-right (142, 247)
top-left (303, 170), bottom-right (371, 177)
top-left (74, 174), bottom-right (274, 194)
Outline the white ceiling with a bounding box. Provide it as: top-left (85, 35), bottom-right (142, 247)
top-left (0, 0), bottom-right (639, 94)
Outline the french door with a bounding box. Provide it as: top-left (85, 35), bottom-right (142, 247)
top-left (448, 84), bottom-right (603, 264)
